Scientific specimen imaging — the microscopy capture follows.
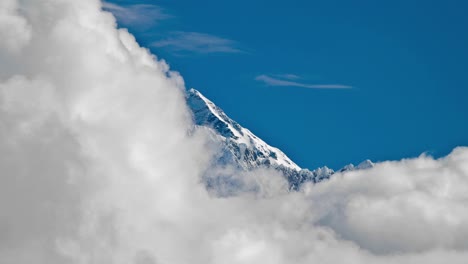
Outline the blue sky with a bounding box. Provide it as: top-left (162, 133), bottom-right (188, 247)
top-left (105, 0), bottom-right (468, 170)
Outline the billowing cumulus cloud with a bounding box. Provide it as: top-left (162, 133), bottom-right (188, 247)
top-left (0, 0), bottom-right (32, 52)
top-left (0, 1), bottom-right (467, 264)
top-left (303, 148), bottom-right (468, 256)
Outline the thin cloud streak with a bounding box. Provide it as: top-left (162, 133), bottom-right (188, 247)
top-left (102, 2), bottom-right (172, 27)
top-left (273, 74), bottom-right (301, 80)
top-left (256, 74), bottom-right (352, 89)
top-left (152, 31), bottom-right (242, 54)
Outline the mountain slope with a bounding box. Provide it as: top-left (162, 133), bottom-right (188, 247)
top-left (187, 88), bottom-right (300, 171)
top-left (186, 88), bottom-right (373, 191)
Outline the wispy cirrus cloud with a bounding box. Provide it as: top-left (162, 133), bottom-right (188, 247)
top-left (152, 31), bottom-right (242, 54)
top-left (273, 73), bottom-right (301, 80)
top-left (102, 2), bottom-right (172, 27)
top-left (256, 74), bottom-right (352, 89)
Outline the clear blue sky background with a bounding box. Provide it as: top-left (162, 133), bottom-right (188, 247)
top-left (106, 0), bottom-right (468, 170)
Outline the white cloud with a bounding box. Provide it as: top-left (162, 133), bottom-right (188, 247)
top-left (152, 31), bottom-right (242, 54)
top-left (274, 73), bottom-right (301, 80)
top-left (303, 147), bottom-right (468, 256)
top-left (0, 1), bottom-right (467, 264)
top-left (0, 0), bottom-right (32, 52)
top-left (256, 74), bottom-right (352, 89)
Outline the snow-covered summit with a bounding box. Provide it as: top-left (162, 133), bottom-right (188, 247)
top-left (357, 159), bottom-right (374, 169)
top-left (339, 159), bottom-right (375, 173)
top-left (187, 88), bottom-right (300, 171)
top-left (186, 88), bottom-right (374, 191)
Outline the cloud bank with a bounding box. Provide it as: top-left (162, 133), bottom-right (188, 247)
top-left (256, 74), bottom-right (352, 89)
top-left (0, 1), bottom-right (467, 264)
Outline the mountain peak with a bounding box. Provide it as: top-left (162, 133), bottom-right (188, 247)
top-left (186, 88), bottom-right (373, 191)
top-left (187, 88), bottom-right (244, 140)
top-left (186, 88), bottom-right (301, 171)
top-left (357, 159), bottom-right (374, 170)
